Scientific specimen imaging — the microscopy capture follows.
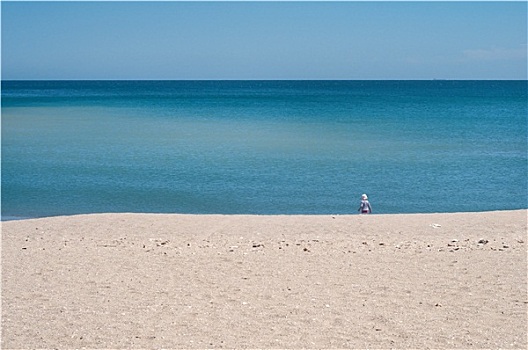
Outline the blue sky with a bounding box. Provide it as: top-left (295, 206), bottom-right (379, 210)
top-left (2, 1), bottom-right (527, 80)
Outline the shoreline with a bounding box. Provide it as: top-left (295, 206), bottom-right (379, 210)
top-left (2, 208), bottom-right (527, 221)
top-left (2, 209), bottom-right (526, 348)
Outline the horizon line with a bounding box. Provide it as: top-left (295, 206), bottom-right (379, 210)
top-left (2, 78), bottom-right (527, 82)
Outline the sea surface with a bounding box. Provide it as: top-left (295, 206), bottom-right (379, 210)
top-left (2, 80), bottom-right (527, 220)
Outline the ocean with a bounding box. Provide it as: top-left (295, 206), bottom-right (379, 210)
top-left (1, 80), bottom-right (526, 220)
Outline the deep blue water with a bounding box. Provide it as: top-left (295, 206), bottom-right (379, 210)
top-left (2, 80), bottom-right (527, 219)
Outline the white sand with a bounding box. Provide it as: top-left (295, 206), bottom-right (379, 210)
top-left (2, 210), bottom-right (527, 349)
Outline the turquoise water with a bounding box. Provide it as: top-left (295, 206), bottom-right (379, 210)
top-left (2, 81), bottom-right (527, 219)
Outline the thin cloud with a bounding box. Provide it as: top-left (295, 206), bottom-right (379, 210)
top-left (462, 45), bottom-right (527, 61)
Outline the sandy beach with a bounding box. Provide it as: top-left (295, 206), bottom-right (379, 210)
top-left (2, 210), bottom-right (526, 349)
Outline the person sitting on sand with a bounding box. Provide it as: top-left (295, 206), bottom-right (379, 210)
top-left (358, 194), bottom-right (372, 214)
